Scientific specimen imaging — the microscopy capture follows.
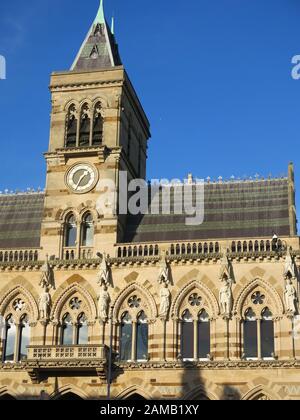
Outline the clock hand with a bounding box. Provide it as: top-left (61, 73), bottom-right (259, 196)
top-left (75, 170), bottom-right (89, 190)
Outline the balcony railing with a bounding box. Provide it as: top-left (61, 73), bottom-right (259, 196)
top-left (27, 345), bottom-right (107, 361)
top-left (0, 249), bottom-right (40, 263)
top-left (62, 247), bottom-right (94, 261)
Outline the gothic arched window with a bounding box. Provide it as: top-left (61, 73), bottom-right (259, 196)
top-left (198, 310), bottom-right (210, 359)
top-left (181, 309), bottom-right (194, 360)
top-left (92, 102), bottom-right (103, 146)
top-left (61, 313), bottom-right (73, 346)
top-left (66, 105), bottom-right (77, 148)
top-left (79, 103), bottom-right (91, 147)
top-left (77, 313), bottom-right (88, 345)
top-left (136, 311), bottom-right (148, 361)
top-left (81, 213), bottom-right (94, 247)
top-left (244, 308), bottom-right (258, 359)
top-left (60, 296), bottom-right (90, 346)
top-left (3, 315), bottom-right (16, 362)
top-left (65, 215), bottom-right (77, 248)
top-left (19, 315), bottom-right (30, 361)
top-left (243, 294), bottom-right (275, 360)
top-left (261, 308), bottom-right (274, 359)
top-left (180, 293), bottom-right (212, 361)
top-left (120, 312), bottom-right (133, 361)
top-left (118, 293), bottom-right (150, 362)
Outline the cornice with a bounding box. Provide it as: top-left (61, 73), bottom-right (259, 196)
top-left (50, 79), bottom-right (123, 92)
top-left (1, 359), bottom-right (300, 374)
top-left (1, 250), bottom-right (300, 271)
top-left (114, 359), bottom-right (300, 371)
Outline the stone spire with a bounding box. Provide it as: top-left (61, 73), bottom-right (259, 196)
top-left (71, 0), bottom-right (122, 71)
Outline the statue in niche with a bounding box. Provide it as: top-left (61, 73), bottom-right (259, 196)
top-left (159, 283), bottom-right (171, 319)
top-left (39, 288), bottom-right (51, 320)
top-left (98, 285), bottom-right (110, 321)
top-left (219, 278), bottom-right (233, 317)
top-left (219, 249), bottom-right (233, 282)
top-left (284, 278), bottom-right (298, 315)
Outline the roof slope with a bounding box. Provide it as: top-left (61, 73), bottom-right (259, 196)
top-left (0, 193), bottom-right (44, 249)
top-left (0, 178), bottom-right (294, 249)
top-left (123, 178), bottom-right (292, 243)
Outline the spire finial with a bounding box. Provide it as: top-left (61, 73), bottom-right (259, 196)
top-left (95, 0), bottom-right (105, 24)
top-left (111, 16), bottom-right (115, 35)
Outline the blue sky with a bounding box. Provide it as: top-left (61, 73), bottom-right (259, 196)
top-left (0, 0), bottom-right (299, 222)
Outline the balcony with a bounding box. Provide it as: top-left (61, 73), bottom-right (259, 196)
top-left (62, 247), bottom-right (94, 261)
top-left (27, 345), bottom-right (106, 361)
top-left (26, 345), bottom-right (108, 383)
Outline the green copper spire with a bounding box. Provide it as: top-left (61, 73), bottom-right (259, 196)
top-left (94, 0), bottom-right (105, 24)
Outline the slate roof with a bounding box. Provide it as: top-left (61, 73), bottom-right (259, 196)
top-left (0, 193), bottom-right (44, 249)
top-left (0, 178), bottom-right (293, 249)
top-left (71, 0), bottom-right (122, 71)
top-left (123, 178), bottom-right (292, 243)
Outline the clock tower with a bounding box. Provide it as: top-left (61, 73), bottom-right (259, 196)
top-left (40, 0), bottom-right (150, 260)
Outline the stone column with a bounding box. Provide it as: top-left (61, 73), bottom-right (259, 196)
top-left (72, 323), bottom-right (78, 345)
top-left (193, 320), bottom-right (198, 361)
top-left (177, 320), bottom-right (182, 359)
top-left (14, 323), bottom-right (21, 362)
top-left (161, 319), bottom-right (167, 362)
top-left (257, 318), bottom-right (262, 359)
top-left (225, 318), bottom-right (230, 360)
top-left (132, 321), bottom-right (137, 361)
top-left (99, 321), bottom-right (105, 346)
top-left (41, 321), bottom-right (47, 346)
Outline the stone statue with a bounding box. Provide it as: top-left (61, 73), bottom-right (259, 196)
top-left (98, 285), bottom-right (110, 321)
top-left (219, 249), bottom-right (233, 282)
top-left (159, 283), bottom-right (171, 318)
top-left (158, 253), bottom-right (170, 285)
top-left (39, 256), bottom-right (55, 290)
top-left (284, 278), bottom-right (298, 315)
top-left (284, 247), bottom-right (296, 280)
top-left (219, 279), bottom-right (233, 316)
top-left (38, 288), bottom-right (51, 320)
top-left (97, 253), bottom-right (110, 286)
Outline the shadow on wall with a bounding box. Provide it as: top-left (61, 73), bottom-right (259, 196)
top-left (219, 385), bottom-right (241, 401)
top-left (180, 364), bottom-right (242, 401)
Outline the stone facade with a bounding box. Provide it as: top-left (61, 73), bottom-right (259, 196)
top-left (0, 2), bottom-right (299, 401)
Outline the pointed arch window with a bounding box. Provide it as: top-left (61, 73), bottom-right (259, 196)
top-left (181, 304), bottom-right (211, 361)
top-left (244, 308), bottom-right (258, 359)
top-left (243, 306), bottom-right (275, 360)
top-left (61, 313), bottom-right (73, 346)
top-left (19, 315), bottom-right (30, 361)
top-left (3, 313), bottom-right (31, 362)
top-left (81, 213), bottom-right (94, 247)
top-left (181, 310), bottom-right (194, 360)
top-left (120, 312), bottom-right (133, 361)
top-left (261, 308), bottom-right (274, 359)
top-left (136, 311), bottom-right (148, 361)
top-left (3, 315), bottom-right (16, 362)
top-left (198, 310), bottom-right (211, 359)
top-left (65, 215), bottom-right (77, 247)
top-left (79, 103), bottom-right (91, 147)
top-left (66, 105), bottom-right (77, 148)
top-left (77, 313), bottom-right (89, 345)
top-left (92, 103), bottom-right (103, 145)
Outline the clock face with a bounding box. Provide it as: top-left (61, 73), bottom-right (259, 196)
top-left (66, 163), bottom-right (98, 194)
